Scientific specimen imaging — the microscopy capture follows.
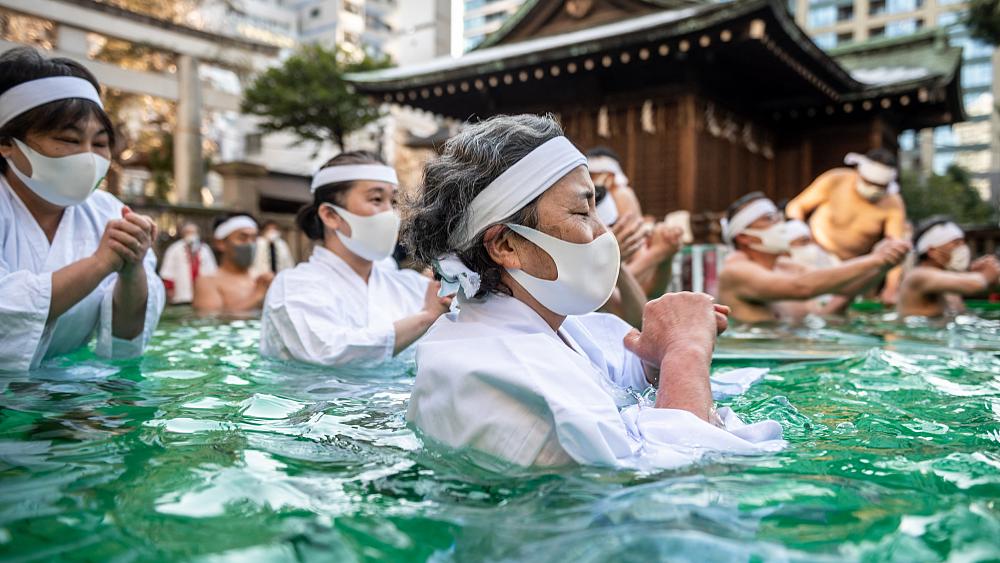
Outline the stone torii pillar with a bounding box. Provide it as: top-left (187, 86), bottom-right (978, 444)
top-left (174, 54), bottom-right (203, 204)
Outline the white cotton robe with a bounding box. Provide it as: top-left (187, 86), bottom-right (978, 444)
top-left (0, 178), bottom-right (165, 372)
top-left (159, 239), bottom-right (217, 304)
top-left (407, 294), bottom-right (785, 470)
top-left (260, 246), bottom-right (429, 366)
top-left (251, 235), bottom-right (294, 277)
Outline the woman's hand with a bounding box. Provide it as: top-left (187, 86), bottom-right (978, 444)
top-left (423, 280), bottom-right (453, 318)
top-left (611, 212), bottom-right (649, 263)
top-left (106, 207), bottom-right (156, 274)
top-left (623, 292), bottom-right (719, 366)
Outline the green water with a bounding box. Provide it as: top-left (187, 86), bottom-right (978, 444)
top-left (1, 308), bottom-right (999, 562)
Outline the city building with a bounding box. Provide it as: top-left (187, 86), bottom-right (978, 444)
top-left (350, 0), bottom-right (965, 240)
top-left (791, 0), bottom-right (998, 203)
top-left (462, 0), bottom-right (524, 51)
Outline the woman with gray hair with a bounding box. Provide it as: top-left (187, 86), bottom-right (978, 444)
top-left (404, 114), bottom-right (784, 470)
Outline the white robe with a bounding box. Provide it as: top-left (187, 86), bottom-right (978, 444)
top-left (0, 178), bottom-right (165, 372)
top-left (251, 235), bottom-right (295, 277)
top-left (408, 295), bottom-right (785, 470)
top-left (260, 246), bottom-right (429, 366)
top-left (159, 239), bottom-right (217, 304)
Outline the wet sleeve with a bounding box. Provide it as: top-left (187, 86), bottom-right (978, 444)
top-left (95, 248), bottom-right (166, 359)
top-left (261, 279), bottom-right (395, 367)
top-left (0, 259), bottom-right (52, 371)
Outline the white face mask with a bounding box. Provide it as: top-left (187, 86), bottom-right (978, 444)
top-left (788, 243), bottom-right (826, 268)
top-left (6, 138), bottom-right (110, 207)
top-left (183, 234), bottom-right (200, 246)
top-left (856, 178), bottom-right (887, 202)
top-left (947, 244), bottom-right (971, 272)
top-left (505, 223), bottom-right (621, 316)
top-left (595, 192), bottom-right (619, 226)
top-left (742, 223), bottom-right (791, 255)
top-left (324, 203), bottom-right (400, 262)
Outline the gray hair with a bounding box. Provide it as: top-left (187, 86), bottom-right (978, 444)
top-left (404, 114), bottom-right (564, 298)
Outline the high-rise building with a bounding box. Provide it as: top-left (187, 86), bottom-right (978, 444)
top-left (792, 0), bottom-right (998, 202)
top-left (462, 0), bottom-right (525, 51)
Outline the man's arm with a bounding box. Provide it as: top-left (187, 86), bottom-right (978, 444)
top-left (880, 196), bottom-right (908, 304)
top-left (785, 171), bottom-right (838, 220)
top-left (914, 269), bottom-right (994, 297)
top-left (724, 254), bottom-right (892, 303)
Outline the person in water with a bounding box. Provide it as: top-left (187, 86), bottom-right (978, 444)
top-left (251, 220), bottom-right (294, 277)
top-left (159, 222), bottom-right (217, 305)
top-left (404, 114), bottom-right (784, 470)
top-left (718, 192), bottom-right (910, 324)
top-left (785, 149), bottom-right (908, 304)
top-left (259, 151), bottom-right (451, 366)
top-left (0, 46), bottom-right (164, 371)
top-left (192, 214), bottom-right (273, 315)
top-left (897, 217), bottom-right (1000, 317)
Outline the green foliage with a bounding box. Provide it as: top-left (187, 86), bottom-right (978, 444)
top-left (900, 165), bottom-right (996, 225)
top-left (968, 0), bottom-right (1000, 46)
top-left (241, 44), bottom-right (392, 151)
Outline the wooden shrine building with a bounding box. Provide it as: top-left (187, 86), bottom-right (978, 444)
top-left (348, 0), bottom-right (964, 236)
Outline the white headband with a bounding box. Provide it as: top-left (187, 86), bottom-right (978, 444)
top-left (785, 219), bottom-right (812, 241)
top-left (720, 198), bottom-right (778, 244)
top-left (0, 76), bottom-right (103, 128)
top-left (311, 164), bottom-right (398, 192)
top-left (916, 222), bottom-right (964, 254)
top-left (587, 155), bottom-right (629, 187)
top-left (213, 216), bottom-right (258, 240)
top-left (845, 152), bottom-right (897, 187)
top-left (448, 136), bottom-right (587, 249)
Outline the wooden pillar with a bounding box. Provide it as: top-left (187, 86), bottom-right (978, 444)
top-left (677, 94), bottom-right (698, 212)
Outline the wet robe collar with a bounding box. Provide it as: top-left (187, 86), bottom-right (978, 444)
top-left (0, 77), bottom-right (103, 128)
top-left (311, 164), bottom-right (398, 193)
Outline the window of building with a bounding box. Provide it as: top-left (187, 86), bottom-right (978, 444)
top-left (939, 0), bottom-right (964, 5)
top-left (836, 4), bottom-right (854, 20)
top-left (309, 7), bottom-right (320, 18)
top-left (887, 0), bottom-right (921, 13)
top-left (964, 92), bottom-right (994, 117)
top-left (962, 62), bottom-right (993, 88)
top-left (808, 6), bottom-right (836, 27)
top-left (937, 10), bottom-right (964, 26)
top-left (869, 0), bottom-right (886, 15)
top-left (343, 30), bottom-right (360, 45)
top-left (837, 31), bottom-right (853, 44)
top-left (869, 25), bottom-right (886, 38)
top-left (955, 36), bottom-right (995, 61)
top-left (245, 133), bottom-right (262, 156)
top-left (934, 126), bottom-right (959, 148)
top-left (814, 32), bottom-right (836, 48)
top-left (885, 18), bottom-right (918, 37)
top-left (932, 152), bottom-right (956, 175)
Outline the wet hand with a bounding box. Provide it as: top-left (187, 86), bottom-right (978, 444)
top-left (871, 238), bottom-right (911, 268)
top-left (106, 207), bottom-right (154, 269)
top-left (423, 280), bottom-right (453, 317)
top-left (647, 223), bottom-right (683, 259)
top-left (971, 255), bottom-right (1000, 285)
top-left (623, 291), bottom-right (718, 366)
top-left (611, 212), bottom-right (649, 262)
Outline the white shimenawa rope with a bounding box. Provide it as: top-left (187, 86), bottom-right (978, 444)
top-left (435, 136), bottom-right (587, 298)
top-left (310, 164), bottom-right (398, 192)
top-left (720, 198), bottom-right (779, 245)
top-left (916, 222), bottom-right (964, 254)
top-left (0, 77), bottom-right (103, 128)
top-left (214, 216), bottom-right (258, 240)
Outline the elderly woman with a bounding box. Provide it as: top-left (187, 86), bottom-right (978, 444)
top-left (404, 114), bottom-right (784, 470)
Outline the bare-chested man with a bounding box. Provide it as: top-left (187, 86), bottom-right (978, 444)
top-left (193, 214), bottom-right (274, 315)
top-left (718, 193), bottom-right (910, 324)
top-left (785, 149), bottom-right (907, 303)
top-left (897, 217), bottom-right (1000, 317)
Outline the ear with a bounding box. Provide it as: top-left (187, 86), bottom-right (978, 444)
top-left (0, 137), bottom-right (15, 159)
top-left (484, 225), bottom-right (522, 270)
top-left (317, 203), bottom-right (343, 232)
top-left (212, 239), bottom-right (225, 253)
